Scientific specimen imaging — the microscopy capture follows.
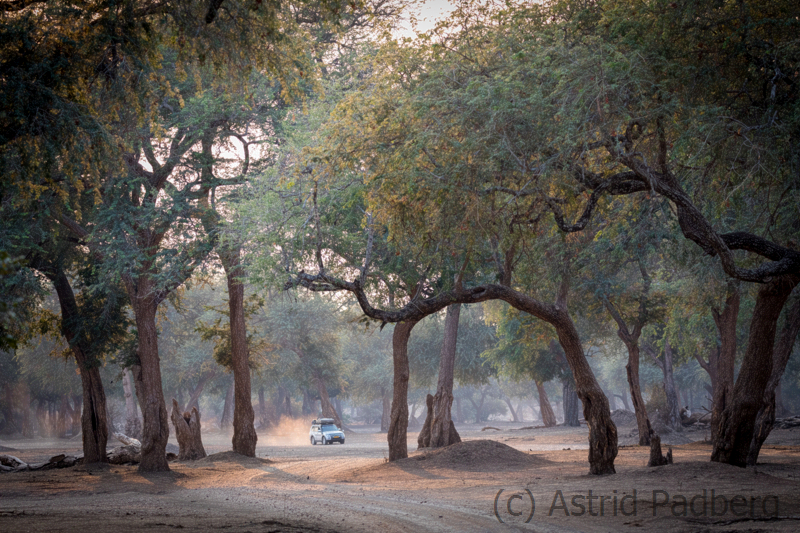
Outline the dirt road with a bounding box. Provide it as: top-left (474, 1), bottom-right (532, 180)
top-left (2, 423), bottom-right (799, 532)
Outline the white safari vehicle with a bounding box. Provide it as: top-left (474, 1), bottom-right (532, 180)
top-left (309, 418), bottom-right (345, 445)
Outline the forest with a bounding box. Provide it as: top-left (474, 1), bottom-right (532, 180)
top-left (1, 0), bottom-right (799, 531)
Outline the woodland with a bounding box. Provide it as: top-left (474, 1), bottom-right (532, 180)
top-left (1, 0), bottom-right (799, 496)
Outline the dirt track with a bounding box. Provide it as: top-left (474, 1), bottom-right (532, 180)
top-left (2, 422), bottom-right (800, 532)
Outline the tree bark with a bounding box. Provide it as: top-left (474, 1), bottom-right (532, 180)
top-left (602, 296), bottom-right (652, 445)
top-left (646, 341), bottom-right (681, 432)
top-left (122, 368), bottom-right (142, 439)
top-left (504, 397), bottom-right (520, 423)
top-left (711, 283), bottom-right (740, 439)
top-left (129, 287), bottom-right (170, 472)
top-left (170, 399), bottom-right (206, 460)
top-left (388, 320), bottom-right (418, 461)
top-left (220, 248), bottom-right (257, 457)
top-left (314, 371), bottom-right (343, 427)
top-left (429, 304), bottom-right (462, 448)
top-left (186, 370), bottom-right (215, 413)
top-left (417, 393), bottom-right (434, 449)
top-left (747, 295), bottom-right (800, 465)
top-left (48, 266), bottom-right (109, 464)
top-left (536, 381), bottom-right (557, 427)
top-left (712, 274), bottom-right (799, 467)
top-left (562, 377), bottom-right (581, 427)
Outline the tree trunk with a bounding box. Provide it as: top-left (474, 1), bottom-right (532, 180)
top-left (220, 379), bottom-right (234, 431)
top-left (302, 389), bottom-right (313, 415)
top-left (429, 304), bottom-right (462, 448)
top-left (625, 343), bottom-right (652, 445)
top-left (219, 249), bottom-right (257, 457)
top-left (504, 397), bottom-right (520, 423)
top-left (388, 320), bottom-right (417, 461)
top-left (315, 373), bottom-right (343, 427)
top-left (536, 381), bottom-right (557, 427)
top-left (711, 283), bottom-right (740, 439)
top-left (712, 274), bottom-right (799, 467)
top-left (562, 378), bottom-right (580, 427)
top-left (130, 290), bottom-right (170, 472)
top-left (170, 399), bottom-right (206, 460)
top-left (49, 267), bottom-right (109, 464)
top-left (186, 371), bottom-right (215, 413)
top-left (747, 296), bottom-right (800, 465)
top-left (122, 368), bottom-right (142, 439)
top-left (380, 387), bottom-right (391, 432)
top-left (417, 393), bottom-right (434, 449)
top-left (662, 341), bottom-right (681, 431)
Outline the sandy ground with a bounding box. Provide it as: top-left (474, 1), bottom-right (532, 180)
top-left (2, 421), bottom-right (800, 533)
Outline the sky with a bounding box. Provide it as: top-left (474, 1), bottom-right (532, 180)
top-left (397, 0), bottom-right (458, 37)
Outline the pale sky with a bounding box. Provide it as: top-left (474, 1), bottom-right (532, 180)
top-left (397, 0), bottom-right (458, 37)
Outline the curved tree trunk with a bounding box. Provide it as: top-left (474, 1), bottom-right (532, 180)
top-left (504, 397), bottom-right (520, 423)
top-left (712, 274), bottom-right (800, 467)
top-left (429, 304), bottom-right (462, 448)
top-left (220, 248), bottom-right (257, 457)
top-left (49, 266), bottom-right (109, 464)
top-left (314, 371), bottom-right (343, 427)
top-left (711, 283), bottom-right (740, 439)
top-left (747, 296), bottom-right (800, 465)
top-left (536, 381), bottom-right (557, 427)
top-left (388, 320), bottom-right (418, 461)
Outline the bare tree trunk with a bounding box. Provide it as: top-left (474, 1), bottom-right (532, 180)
top-left (314, 371), bottom-right (343, 427)
top-left (48, 266), bottom-right (109, 464)
top-left (562, 378), bottom-right (580, 427)
top-left (711, 283), bottom-right (740, 439)
top-left (219, 249), bottom-right (257, 457)
top-left (186, 371), bottom-right (215, 413)
top-left (536, 381), bottom-right (557, 427)
top-left (417, 393), bottom-right (434, 448)
top-left (220, 379), bottom-right (234, 431)
top-left (712, 274), bottom-right (799, 467)
top-left (380, 387), bottom-right (391, 432)
top-left (122, 368), bottom-right (142, 439)
top-left (748, 296), bottom-right (800, 465)
top-left (388, 320), bottom-right (418, 461)
top-left (429, 304), bottom-right (462, 448)
top-left (302, 389), bottom-right (313, 415)
top-left (775, 382), bottom-right (787, 418)
top-left (170, 399), bottom-right (206, 460)
top-left (130, 291), bottom-right (171, 472)
top-left (646, 341), bottom-right (681, 432)
top-left (503, 397), bottom-right (520, 423)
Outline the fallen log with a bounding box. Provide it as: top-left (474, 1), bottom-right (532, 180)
top-left (481, 426), bottom-right (501, 431)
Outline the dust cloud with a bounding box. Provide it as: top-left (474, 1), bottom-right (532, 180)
top-left (259, 417), bottom-right (316, 446)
